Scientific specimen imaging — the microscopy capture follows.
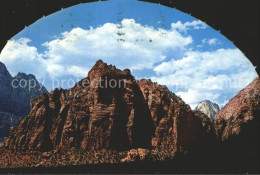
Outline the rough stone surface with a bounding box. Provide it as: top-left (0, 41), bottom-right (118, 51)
top-left (137, 79), bottom-right (201, 151)
top-left (195, 100), bottom-right (220, 118)
top-left (215, 77), bottom-right (260, 142)
top-left (3, 60), bottom-right (259, 174)
top-left (4, 60), bottom-right (154, 151)
top-left (212, 77), bottom-right (260, 171)
top-left (0, 61), bottom-right (48, 141)
top-left (1, 62), bottom-right (259, 172)
top-left (4, 61), bottom-right (205, 152)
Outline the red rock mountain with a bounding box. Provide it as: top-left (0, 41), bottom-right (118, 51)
top-left (4, 60), bottom-right (204, 152)
top-left (5, 60), bottom-right (154, 151)
top-left (1, 61), bottom-right (259, 173)
top-left (215, 77), bottom-right (259, 148)
top-left (137, 79), bottom-right (202, 151)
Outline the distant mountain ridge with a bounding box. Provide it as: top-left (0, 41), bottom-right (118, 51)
top-left (0, 61), bottom-right (48, 142)
top-left (195, 100), bottom-right (220, 118)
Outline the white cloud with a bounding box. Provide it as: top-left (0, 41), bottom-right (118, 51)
top-left (154, 49), bottom-right (252, 76)
top-left (0, 19), bottom-right (192, 80)
top-left (176, 89), bottom-right (220, 109)
top-left (42, 19), bottom-right (192, 73)
top-left (152, 48), bottom-right (258, 109)
top-left (202, 38), bottom-right (220, 45)
top-left (171, 20), bottom-right (207, 33)
top-left (0, 19), bottom-right (257, 109)
top-left (220, 100), bottom-right (229, 108)
top-left (0, 38), bottom-right (46, 78)
top-left (67, 66), bottom-right (89, 77)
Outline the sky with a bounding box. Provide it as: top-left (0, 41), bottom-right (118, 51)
top-left (0, 0), bottom-right (258, 109)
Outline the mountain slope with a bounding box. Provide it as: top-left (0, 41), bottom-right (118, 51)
top-left (0, 62), bottom-right (259, 173)
top-left (0, 62), bottom-right (48, 116)
top-left (215, 77), bottom-right (260, 141)
top-left (4, 60), bottom-right (154, 151)
top-left (0, 61), bottom-right (48, 142)
top-left (4, 60), bottom-right (204, 152)
top-left (195, 100), bottom-right (220, 118)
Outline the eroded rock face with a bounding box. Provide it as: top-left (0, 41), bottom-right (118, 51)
top-left (6, 60), bottom-right (258, 159)
top-left (4, 60), bottom-right (154, 151)
top-left (2, 61), bottom-right (259, 172)
top-left (137, 79), bottom-right (201, 151)
top-left (215, 77), bottom-right (260, 141)
top-left (195, 100), bottom-right (220, 119)
top-left (212, 77), bottom-right (260, 167)
top-left (4, 61), bottom-right (207, 152)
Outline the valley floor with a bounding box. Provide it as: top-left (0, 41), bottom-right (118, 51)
top-left (0, 147), bottom-right (259, 174)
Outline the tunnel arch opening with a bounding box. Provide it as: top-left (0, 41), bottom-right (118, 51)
top-left (0, 0), bottom-right (258, 111)
top-left (0, 0), bottom-right (258, 75)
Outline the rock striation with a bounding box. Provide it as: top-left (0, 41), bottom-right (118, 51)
top-left (1, 61), bottom-right (259, 172)
top-left (4, 60), bottom-right (205, 152)
top-left (195, 100), bottom-right (220, 118)
top-left (137, 79), bottom-right (201, 151)
top-left (215, 77), bottom-right (260, 143)
top-left (4, 60), bottom-right (154, 151)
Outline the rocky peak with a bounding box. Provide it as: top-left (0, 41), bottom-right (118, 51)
top-left (86, 60), bottom-right (132, 84)
top-left (0, 62), bottom-right (12, 79)
top-left (13, 72), bottom-right (48, 94)
top-left (4, 60), bottom-right (153, 151)
top-left (1, 62), bottom-right (259, 172)
top-left (0, 62), bottom-right (48, 142)
top-left (4, 60), bottom-right (203, 152)
top-left (195, 100), bottom-right (220, 118)
top-left (15, 72), bottom-right (36, 80)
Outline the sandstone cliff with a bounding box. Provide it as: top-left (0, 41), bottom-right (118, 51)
top-left (1, 61), bottom-right (259, 173)
top-left (215, 77), bottom-right (259, 154)
top-left (4, 60), bottom-right (205, 152)
top-left (4, 60), bottom-right (154, 151)
top-left (137, 79), bottom-right (203, 151)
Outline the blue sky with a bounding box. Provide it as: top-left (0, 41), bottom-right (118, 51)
top-left (0, 0), bottom-right (257, 109)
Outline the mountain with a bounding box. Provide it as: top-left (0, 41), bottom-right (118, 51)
top-left (0, 61), bottom-right (48, 142)
top-left (195, 100), bottom-right (220, 118)
top-left (1, 61), bottom-right (259, 173)
top-left (0, 111), bottom-right (19, 142)
top-left (4, 60), bottom-right (153, 151)
top-left (0, 62), bottom-right (48, 116)
top-left (137, 79), bottom-right (206, 151)
top-left (215, 77), bottom-right (259, 144)
top-left (4, 60), bottom-right (204, 152)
